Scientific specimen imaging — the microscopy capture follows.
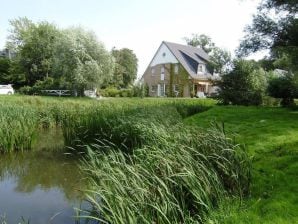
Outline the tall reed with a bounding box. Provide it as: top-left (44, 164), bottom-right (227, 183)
top-left (80, 112), bottom-right (251, 223)
top-left (0, 105), bottom-right (38, 152)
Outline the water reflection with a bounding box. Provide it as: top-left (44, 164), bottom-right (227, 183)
top-left (0, 128), bottom-right (88, 224)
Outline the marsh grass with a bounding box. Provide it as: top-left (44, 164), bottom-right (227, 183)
top-left (185, 106), bottom-right (298, 223)
top-left (0, 96), bottom-right (215, 152)
top-left (79, 110), bottom-right (250, 223)
top-left (0, 105), bottom-right (38, 152)
top-left (0, 96), bottom-right (251, 222)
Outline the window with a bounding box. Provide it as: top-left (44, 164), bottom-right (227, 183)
top-left (160, 84), bottom-right (165, 96)
top-left (174, 64), bottom-right (179, 74)
top-left (173, 84), bottom-right (179, 97)
top-left (151, 67), bottom-right (155, 75)
top-left (151, 85), bottom-right (157, 92)
top-left (197, 64), bottom-right (205, 74)
top-left (161, 65), bottom-right (165, 74)
top-left (173, 84), bottom-right (179, 92)
top-left (161, 65), bottom-right (165, 80)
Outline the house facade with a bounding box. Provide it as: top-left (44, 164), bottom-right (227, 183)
top-left (142, 41), bottom-right (219, 97)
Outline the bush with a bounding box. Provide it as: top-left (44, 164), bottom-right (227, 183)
top-left (100, 87), bottom-right (134, 97)
top-left (267, 73), bottom-right (297, 107)
top-left (262, 96), bottom-right (281, 106)
top-left (100, 87), bottom-right (119, 97)
top-left (18, 77), bottom-right (57, 95)
top-left (217, 60), bottom-right (267, 105)
top-left (18, 86), bottom-right (33, 95)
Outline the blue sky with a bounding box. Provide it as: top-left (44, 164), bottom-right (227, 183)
top-left (0, 0), bottom-right (262, 76)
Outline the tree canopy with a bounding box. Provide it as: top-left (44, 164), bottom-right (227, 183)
top-left (217, 59), bottom-right (268, 105)
top-left (238, 0), bottom-right (298, 71)
top-left (184, 33), bottom-right (231, 74)
top-left (5, 17), bottom-right (120, 94)
top-left (111, 48), bottom-right (138, 88)
top-left (52, 27), bottom-right (114, 93)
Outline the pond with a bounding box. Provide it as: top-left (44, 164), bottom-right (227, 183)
top-left (0, 128), bottom-right (88, 224)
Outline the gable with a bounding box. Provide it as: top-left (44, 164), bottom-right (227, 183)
top-left (150, 43), bottom-right (178, 67)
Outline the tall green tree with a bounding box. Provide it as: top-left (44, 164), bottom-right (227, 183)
top-left (183, 34), bottom-right (215, 53)
top-left (111, 48), bottom-right (138, 88)
top-left (7, 17), bottom-right (60, 85)
top-left (209, 47), bottom-right (232, 74)
top-left (0, 58), bottom-right (11, 83)
top-left (52, 27), bottom-right (114, 94)
top-left (238, 0), bottom-right (298, 71)
top-left (0, 58), bottom-right (25, 88)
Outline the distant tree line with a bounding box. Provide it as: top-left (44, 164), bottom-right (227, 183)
top-left (0, 17), bottom-right (138, 96)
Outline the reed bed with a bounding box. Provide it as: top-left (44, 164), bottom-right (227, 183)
top-left (0, 95), bottom-right (215, 152)
top-left (0, 96), bottom-right (250, 222)
top-left (0, 105), bottom-right (38, 152)
top-left (80, 122), bottom-right (251, 223)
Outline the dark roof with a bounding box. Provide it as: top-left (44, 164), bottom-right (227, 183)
top-left (163, 41), bottom-right (213, 79)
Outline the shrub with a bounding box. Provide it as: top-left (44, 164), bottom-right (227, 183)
top-left (18, 86), bottom-right (33, 95)
top-left (100, 87), bottom-right (120, 97)
top-left (267, 73), bottom-right (298, 107)
top-left (217, 60), bottom-right (267, 105)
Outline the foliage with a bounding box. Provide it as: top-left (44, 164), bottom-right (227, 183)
top-left (77, 104), bottom-right (250, 223)
top-left (6, 18), bottom-right (114, 94)
top-left (52, 27), bottom-right (114, 95)
top-left (208, 47), bottom-right (232, 74)
top-left (217, 60), bottom-right (268, 105)
top-left (184, 33), bottom-right (232, 74)
top-left (100, 87), bottom-right (134, 97)
top-left (185, 106), bottom-right (298, 224)
top-left (0, 104), bottom-right (38, 152)
top-left (111, 48), bottom-right (138, 88)
top-left (0, 57), bottom-right (11, 83)
top-left (132, 83), bottom-right (149, 97)
top-left (0, 96), bottom-right (216, 152)
top-left (7, 18), bottom-right (60, 85)
top-left (238, 0), bottom-right (298, 71)
top-left (0, 57), bottom-right (26, 88)
top-left (267, 73), bottom-right (298, 106)
top-left (184, 33), bottom-right (215, 53)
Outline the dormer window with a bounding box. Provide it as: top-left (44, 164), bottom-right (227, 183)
top-left (197, 64), bottom-right (205, 74)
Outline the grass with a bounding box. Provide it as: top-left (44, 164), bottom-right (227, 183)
top-left (74, 103), bottom-right (250, 223)
top-left (1, 95), bottom-right (250, 223)
top-left (0, 95), bottom-right (216, 152)
top-left (184, 106), bottom-right (298, 223)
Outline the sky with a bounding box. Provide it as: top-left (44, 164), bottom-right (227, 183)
top-left (0, 0), bottom-right (262, 77)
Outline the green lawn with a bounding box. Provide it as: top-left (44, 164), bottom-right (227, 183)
top-left (185, 106), bottom-right (298, 224)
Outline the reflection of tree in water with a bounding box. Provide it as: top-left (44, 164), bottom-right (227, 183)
top-left (0, 148), bottom-right (86, 201)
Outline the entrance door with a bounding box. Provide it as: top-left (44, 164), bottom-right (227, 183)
top-left (157, 84), bottom-right (161, 96)
top-left (157, 84), bottom-right (165, 97)
top-left (198, 85), bottom-right (205, 92)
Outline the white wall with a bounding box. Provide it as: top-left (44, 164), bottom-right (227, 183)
top-left (150, 43), bottom-right (178, 67)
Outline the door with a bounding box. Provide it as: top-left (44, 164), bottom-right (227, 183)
top-left (157, 84), bottom-right (165, 97)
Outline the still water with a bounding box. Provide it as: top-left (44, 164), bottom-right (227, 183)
top-left (0, 128), bottom-right (88, 224)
